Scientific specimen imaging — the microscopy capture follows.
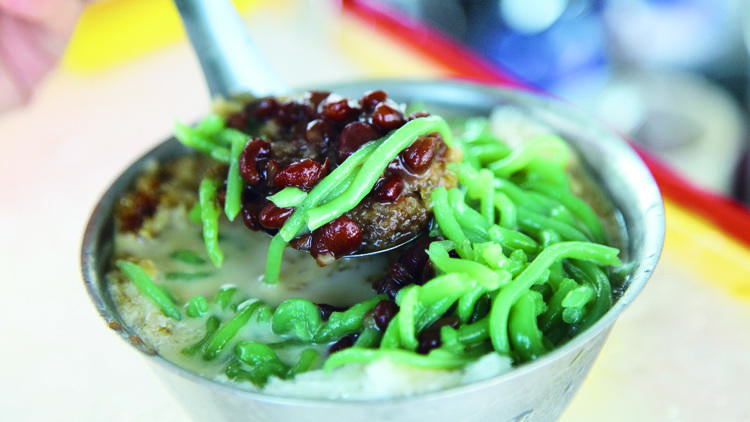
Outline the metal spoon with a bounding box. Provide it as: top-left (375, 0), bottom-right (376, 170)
top-left (173, 0), bottom-right (285, 98)
top-left (173, 0), bottom-right (421, 257)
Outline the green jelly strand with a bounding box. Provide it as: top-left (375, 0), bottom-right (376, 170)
top-left (457, 317), bottom-right (489, 345)
top-left (354, 328), bottom-right (382, 349)
top-left (494, 178), bottom-right (549, 214)
top-left (516, 208), bottom-right (589, 242)
top-left (196, 114), bottom-right (225, 136)
top-left (214, 286), bottom-right (237, 310)
top-left (267, 187), bottom-right (307, 208)
top-left (487, 225), bottom-right (538, 253)
top-left (116, 260), bottom-right (182, 320)
top-left (165, 271), bottom-right (213, 281)
top-left (458, 118), bottom-right (500, 146)
top-left (569, 261), bottom-right (612, 330)
top-left (379, 317), bottom-right (401, 349)
top-left (395, 275), bottom-right (475, 351)
top-left (478, 170), bottom-right (496, 225)
top-left (524, 158), bottom-right (570, 190)
top-left (203, 300), bottom-right (262, 360)
top-left (427, 242), bottom-right (506, 290)
top-left (489, 242), bottom-right (621, 355)
top-left (288, 349), bottom-right (320, 377)
top-left (467, 143), bottom-right (511, 167)
top-left (538, 278), bottom-right (579, 333)
top-left (263, 235), bottom-right (286, 284)
top-left (489, 135), bottom-right (568, 177)
top-left (396, 287), bottom-right (420, 351)
top-left (508, 290), bottom-right (548, 361)
top-left (223, 130), bottom-right (248, 221)
top-left (181, 316), bottom-right (221, 356)
top-left (231, 341), bottom-right (289, 387)
top-left (531, 182), bottom-right (607, 244)
top-left (316, 295), bottom-right (384, 342)
top-left (431, 186), bottom-right (468, 247)
top-left (493, 191), bottom-right (516, 229)
top-left (199, 177), bottom-right (224, 267)
top-left (185, 296), bottom-right (209, 318)
top-left (170, 249), bottom-right (206, 265)
top-left (174, 121), bottom-right (226, 160)
top-left (188, 203), bottom-right (202, 223)
top-left (449, 188), bottom-right (491, 239)
top-left (457, 285), bottom-right (488, 323)
top-left (271, 298), bottom-right (323, 342)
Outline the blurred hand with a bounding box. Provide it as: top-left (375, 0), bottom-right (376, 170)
top-left (0, 0), bottom-right (85, 111)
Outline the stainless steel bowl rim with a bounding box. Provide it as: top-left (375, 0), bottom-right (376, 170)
top-left (81, 79), bottom-right (665, 406)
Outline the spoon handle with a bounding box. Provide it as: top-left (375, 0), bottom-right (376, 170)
top-left (173, 0), bottom-right (287, 99)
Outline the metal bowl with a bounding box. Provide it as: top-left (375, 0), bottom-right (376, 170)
top-left (81, 80), bottom-right (664, 422)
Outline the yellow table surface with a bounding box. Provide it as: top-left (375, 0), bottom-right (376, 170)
top-left (1, 1), bottom-right (748, 420)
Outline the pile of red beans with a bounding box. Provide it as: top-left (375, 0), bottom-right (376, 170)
top-left (223, 90), bottom-right (444, 264)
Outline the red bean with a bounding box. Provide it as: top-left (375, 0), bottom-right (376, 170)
top-left (310, 216), bottom-right (362, 264)
top-left (317, 303), bottom-right (346, 322)
top-left (289, 233), bottom-right (312, 251)
top-left (258, 201), bottom-right (294, 229)
top-left (264, 159), bottom-right (281, 188)
top-left (240, 200), bottom-right (262, 231)
top-left (374, 175), bottom-right (404, 203)
top-left (387, 262), bottom-right (414, 286)
top-left (252, 98), bottom-right (279, 121)
top-left (418, 260), bottom-right (435, 286)
top-left (373, 277), bottom-right (401, 300)
top-left (373, 300), bottom-right (399, 330)
top-left (361, 90), bottom-right (387, 111)
top-left (398, 236), bottom-right (434, 276)
top-left (417, 316), bottom-right (460, 354)
top-left (329, 334), bottom-right (358, 354)
top-left (371, 237), bottom-right (435, 298)
top-left (320, 97), bottom-right (361, 124)
top-left (299, 103), bottom-right (316, 121)
top-left (274, 159), bottom-right (326, 191)
top-left (401, 134), bottom-right (438, 174)
top-left (277, 101), bottom-right (301, 126)
top-left (305, 118), bottom-right (336, 148)
top-left (238, 138), bottom-right (272, 185)
top-left (371, 101), bottom-right (405, 132)
top-left (337, 121), bottom-right (381, 163)
top-left (386, 158), bottom-right (402, 172)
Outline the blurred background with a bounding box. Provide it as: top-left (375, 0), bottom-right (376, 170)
top-left (379, 0), bottom-right (750, 203)
top-left (1, 0), bottom-right (749, 421)
top-left (17, 0), bottom-right (750, 204)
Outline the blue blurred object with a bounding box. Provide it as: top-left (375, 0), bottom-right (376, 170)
top-left (461, 0), bottom-right (608, 90)
top-left (382, 0), bottom-right (745, 94)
